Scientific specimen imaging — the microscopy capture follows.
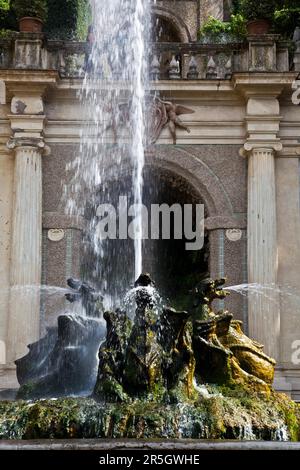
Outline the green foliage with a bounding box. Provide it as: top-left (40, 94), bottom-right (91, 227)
top-left (232, 0), bottom-right (242, 14)
top-left (0, 28), bottom-right (15, 38)
top-left (0, 392), bottom-right (299, 440)
top-left (198, 14), bottom-right (247, 42)
top-left (230, 13), bottom-right (248, 38)
top-left (45, 0), bottom-right (91, 40)
top-left (0, 0), bottom-right (10, 16)
top-left (231, 0), bottom-right (299, 36)
top-left (200, 16), bottom-right (228, 37)
top-left (0, 0), bottom-right (17, 31)
top-left (12, 0), bottom-right (48, 22)
top-left (274, 3), bottom-right (300, 38)
top-left (239, 0), bottom-right (280, 21)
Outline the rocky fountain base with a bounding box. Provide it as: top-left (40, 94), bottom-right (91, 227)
top-left (0, 276), bottom-right (299, 441)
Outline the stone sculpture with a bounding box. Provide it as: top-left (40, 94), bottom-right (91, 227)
top-left (93, 274), bottom-right (276, 403)
top-left (16, 280), bottom-right (105, 399)
top-left (3, 274), bottom-right (299, 441)
top-left (65, 277), bottom-right (103, 318)
top-left (149, 97), bottom-right (195, 144)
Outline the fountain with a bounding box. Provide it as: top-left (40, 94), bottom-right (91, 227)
top-left (0, 275), bottom-right (299, 440)
top-left (0, 1), bottom-right (299, 443)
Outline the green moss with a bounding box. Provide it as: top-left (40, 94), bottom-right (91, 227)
top-left (1, 388), bottom-right (299, 441)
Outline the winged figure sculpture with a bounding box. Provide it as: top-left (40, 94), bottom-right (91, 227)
top-left (149, 98), bottom-right (195, 144)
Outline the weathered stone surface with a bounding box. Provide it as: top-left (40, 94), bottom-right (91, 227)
top-left (16, 313), bottom-right (105, 400)
top-left (0, 390), bottom-right (299, 440)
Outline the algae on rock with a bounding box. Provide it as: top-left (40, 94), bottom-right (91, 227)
top-left (2, 275), bottom-right (299, 441)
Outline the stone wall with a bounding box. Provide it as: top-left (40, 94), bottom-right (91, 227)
top-left (40, 140), bottom-right (247, 324)
top-left (153, 1), bottom-right (199, 41)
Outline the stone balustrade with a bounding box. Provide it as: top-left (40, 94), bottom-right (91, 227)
top-left (0, 33), bottom-right (295, 79)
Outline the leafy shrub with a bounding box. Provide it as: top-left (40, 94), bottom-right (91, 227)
top-left (45, 0), bottom-right (90, 40)
top-left (239, 0), bottom-right (280, 21)
top-left (198, 14), bottom-right (247, 42)
top-left (12, 0), bottom-right (48, 22)
top-left (274, 0), bottom-right (300, 38)
top-left (0, 0), bottom-right (17, 30)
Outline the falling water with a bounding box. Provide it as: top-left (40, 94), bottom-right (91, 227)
top-left (63, 0), bottom-right (150, 305)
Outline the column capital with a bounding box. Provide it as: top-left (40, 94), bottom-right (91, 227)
top-left (239, 142), bottom-right (282, 158)
top-left (6, 137), bottom-right (50, 156)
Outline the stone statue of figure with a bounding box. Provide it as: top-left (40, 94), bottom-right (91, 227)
top-left (149, 97), bottom-right (195, 144)
top-left (162, 99), bottom-right (194, 144)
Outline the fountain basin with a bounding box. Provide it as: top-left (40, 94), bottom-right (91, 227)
top-left (0, 388), bottom-right (299, 441)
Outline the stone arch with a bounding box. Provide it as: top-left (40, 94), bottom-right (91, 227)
top-left (145, 147), bottom-right (234, 218)
top-left (100, 147), bottom-right (234, 219)
top-left (151, 6), bottom-right (191, 43)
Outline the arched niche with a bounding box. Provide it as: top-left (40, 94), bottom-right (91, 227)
top-left (151, 7), bottom-right (191, 43)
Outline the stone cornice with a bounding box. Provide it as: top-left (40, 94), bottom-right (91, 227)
top-left (277, 146), bottom-right (300, 158)
top-left (0, 70), bottom-right (58, 84)
top-left (233, 72), bottom-right (298, 98)
top-left (205, 216), bottom-right (246, 231)
top-left (0, 70), bottom-right (58, 102)
top-left (42, 212), bottom-right (86, 230)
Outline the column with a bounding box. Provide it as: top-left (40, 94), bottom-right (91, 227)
top-left (247, 146), bottom-right (280, 359)
top-left (6, 139), bottom-right (45, 363)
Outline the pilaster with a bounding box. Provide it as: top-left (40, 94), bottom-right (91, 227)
top-left (0, 72), bottom-right (56, 369)
top-left (238, 80), bottom-right (284, 360)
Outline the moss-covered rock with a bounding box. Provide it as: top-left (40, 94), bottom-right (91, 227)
top-left (0, 388), bottom-right (299, 441)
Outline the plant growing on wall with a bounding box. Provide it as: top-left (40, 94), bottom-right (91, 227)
top-left (274, 0), bottom-right (300, 38)
top-left (0, 0), bottom-right (17, 36)
top-left (12, 0), bottom-right (47, 21)
top-left (45, 0), bottom-right (91, 40)
top-left (198, 14), bottom-right (247, 43)
top-left (239, 0), bottom-right (279, 21)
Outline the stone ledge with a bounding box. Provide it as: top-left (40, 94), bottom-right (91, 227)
top-left (1, 440), bottom-right (300, 451)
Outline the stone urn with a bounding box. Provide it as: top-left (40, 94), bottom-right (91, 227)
top-left (246, 19), bottom-right (271, 35)
top-left (19, 17), bottom-right (43, 33)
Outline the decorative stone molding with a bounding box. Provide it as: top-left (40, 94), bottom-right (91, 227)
top-left (205, 216), bottom-right (246, 231)
top-left (277, 147), bottom-right (300, 158)
top-left (6, 137), bottom-right (50, 156)
top-left (240, 141), bottom-right (283, 157)
top-left (43, 212), bottom-right (86, 230)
